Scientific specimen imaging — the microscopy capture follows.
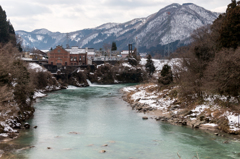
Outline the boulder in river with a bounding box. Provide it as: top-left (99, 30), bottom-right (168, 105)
top-left (142, 116), bottom-right (148, 120)
top-left (24, 123), bottom-right (30, 129)
top-left (102, 144), bottom-right (108, 147)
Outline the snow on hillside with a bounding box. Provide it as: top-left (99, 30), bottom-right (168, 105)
top-left (36, 35), bottom-right (44, 41)
top-left (80, 33), bottom-right (98, 48)
top-left (96, 23), bottom-right (119, 30)
top-left (28, 63), bottom-right (47, 72)
top-left (16, 3), bottom-right (219, 51)
top-left (140, 58), bottom-right (182, 71)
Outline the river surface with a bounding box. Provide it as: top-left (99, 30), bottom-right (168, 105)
top-left (4, 84), bottom-right (240, 159)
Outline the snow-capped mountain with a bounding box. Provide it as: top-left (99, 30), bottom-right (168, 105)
top-left (16, 3), bottom-right (219, 54)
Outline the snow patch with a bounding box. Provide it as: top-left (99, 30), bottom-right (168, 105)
top-left (28, 63), bottom-right (47, 72)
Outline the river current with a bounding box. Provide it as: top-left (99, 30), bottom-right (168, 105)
top-left (4, 84), bottom-right (240, 159)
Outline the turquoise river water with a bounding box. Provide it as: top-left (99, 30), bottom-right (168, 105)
top-left (4, 84), bottom-right (240, 159)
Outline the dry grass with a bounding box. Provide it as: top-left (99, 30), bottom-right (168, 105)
top-left (126, 91), bottom-right (136, 104)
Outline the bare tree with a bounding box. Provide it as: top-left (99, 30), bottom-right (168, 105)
top-left (103, 43), bottom-right (111, 56)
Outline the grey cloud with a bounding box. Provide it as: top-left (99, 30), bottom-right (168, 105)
top-left (34, 0), bottom-right (87, 5)
top-left (1, 0), bottom-right (231, 32)
top-left (5, 2), bottom-right (51, 17)
top-left (104, 0), bottom-right (169, 9)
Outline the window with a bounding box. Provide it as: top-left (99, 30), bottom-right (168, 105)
top-left (58, 49), bottom-right (60, 53)
top-left (51, 62), bottom-right (53, 65)
top-left (70, 57), bottom-right (73, 61)
top-left (74, 63), bottom-right (76, 65)
top-left (65, 62), bottom-right (67, 66)
top-left (79, 56), bottom-right (82, 61)
top-left (74, 57), bottom-right (77, 61)
top-left (71, 63), bottom-right (73, 66)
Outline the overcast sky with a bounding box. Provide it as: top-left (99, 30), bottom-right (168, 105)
top-left (1, 0), bottom-right (230, 33)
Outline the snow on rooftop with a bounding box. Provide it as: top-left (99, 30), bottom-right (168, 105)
top-left (66, 48), bottom-right (87, 54)
top-left (121, 51), bottom-right (129, 54)
top-left (87, 52), bottom-right (95, 55)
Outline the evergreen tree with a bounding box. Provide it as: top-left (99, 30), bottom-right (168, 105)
top-left (0, 6), bottom-right (10, 43)
top-left (219, 0), bottom-right (240, 49)
top-left (158, 64), bottom-right (173, 85)
top-left (111, 42), bottom-right (117, 51)
top-left (8, 21), bottom-right (15, 34)
top-left (145, 54), bottom-right (155, 76)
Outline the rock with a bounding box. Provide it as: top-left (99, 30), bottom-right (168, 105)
top-left (14, 123), bottom-right (21, 129)
top-left (102, 144), bottom-right (108, 147)
top-left (8, 132), bottom-right (17, 138)
top-left (214, 133), bottom-right (218, 136)
top-left (186, 111), bottom-right (195, 116)
top-left (47, 147), bottom-right (51, 149)
top-left (34, 126), bottom-right (38, 129)
top-left (0, 126), bottom-right (4, 133)
top-left (223, 140), bottom-right (230, 144)
top-left (0, 150), bottom-right (4, 156)
top-left (173, 100), bottom-right (181, 105)
top-left (170, 105), bottom-right (180, 110)
top-left (87, 144), bottom-right (94, 147)
top-left (182, 121), bottom-right (187, 125)
top-left (200, 116), bottom-right (205, 121)
top-left (24, 123), bottom-right (30, 129)
top-left (100, 150), bottom-right (106, 153)
top-left (142, 116), bottom-right (148, 120)
top-left (189, 115), bottom-right (197, 118)
top-left (205, 118), bottom-right (210, 122)
top-left (68, 132), bottom-right (80, 134)
top-left (161, 118), bottom-right (169, 121)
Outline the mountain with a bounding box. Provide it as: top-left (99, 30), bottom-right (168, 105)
top-left (16, 3), bottom-right (219, 54)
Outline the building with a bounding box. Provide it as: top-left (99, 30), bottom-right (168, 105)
top-left (121, 50), bottom-right (129, 58)
top-left (48, 46), bottom-right (92, 67)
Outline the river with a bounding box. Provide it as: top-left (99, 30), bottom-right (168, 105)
top-left (3, 84), bottom-right (240, 159)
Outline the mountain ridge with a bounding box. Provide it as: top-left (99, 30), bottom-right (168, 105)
top-left (16, 3), bottom-right (220, 54)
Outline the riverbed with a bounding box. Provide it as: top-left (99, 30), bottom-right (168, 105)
top-left (3, 84), bottom-right (240, 159)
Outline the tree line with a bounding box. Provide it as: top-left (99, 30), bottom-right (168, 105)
top-left (170, 0), bottom-right (240, 106)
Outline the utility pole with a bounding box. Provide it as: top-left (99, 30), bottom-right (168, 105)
top-left (163, 12), bottom-right (173, 58)
top-left (128, 44), bottom-right (133, 57)
top-left (66, 33), bottom-right (70, 49)
top-left (135, 36), bottom-right (139, 55)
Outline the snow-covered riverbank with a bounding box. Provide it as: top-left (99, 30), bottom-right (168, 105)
top-left (122, 83), bottom-right (240, 135)
top-left (0, 63), bottom-right (65, 141)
